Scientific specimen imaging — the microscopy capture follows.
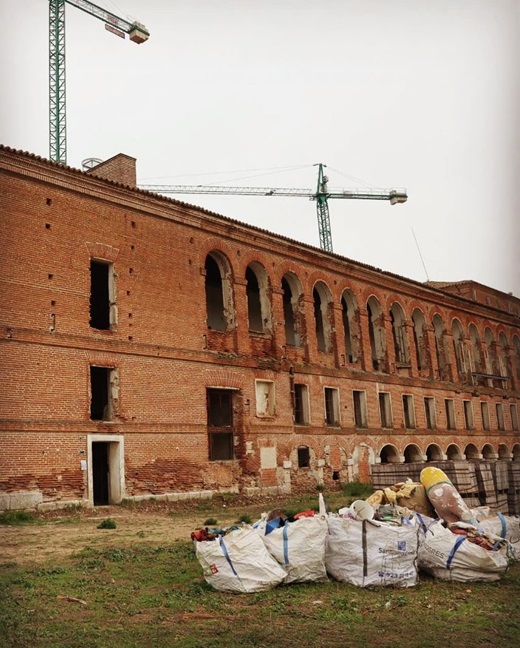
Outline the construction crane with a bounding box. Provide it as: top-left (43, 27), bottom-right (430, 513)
top-left (140, 163), bottom-right (407, 253)
top-left (49, 0), bottom-right (149, 164)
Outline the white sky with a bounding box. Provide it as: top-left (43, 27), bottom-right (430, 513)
top-left (1, 0), bottom-right (519, 297)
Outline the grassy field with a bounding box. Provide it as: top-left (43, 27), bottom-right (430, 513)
top-left (1, 488), bottom-right (519, 648)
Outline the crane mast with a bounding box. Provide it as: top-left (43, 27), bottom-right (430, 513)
top-left (49, 0), bottom-right (149, 164)
top-left (139, 165), bottom-right (407, 253)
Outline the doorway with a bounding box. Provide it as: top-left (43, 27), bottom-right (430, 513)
top-left (92, 442), bottom-right (110, 505)
top-left (88, 435), bottom-right (124, 506)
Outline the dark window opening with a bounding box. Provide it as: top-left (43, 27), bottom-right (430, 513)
top-left (205, 255), bottom-right (226, 331)
top-left (90, 260), bottom-right (110, 330)
top-left (207, 388), bottom-right (234, 460)
top-left (379, 392), bottom-right (391, 428)
top-left (413, 326), bottom-right (422, 370)
top-left (282, 277), bottom-right (299, 346)
top-left (297, 446), bottom-right (310, 468)
top-left (353, 390), bottom-right (367, 428)
top-left (90, 366), bottom-right (111, 421)
top-left (332, 470), bottom-right (340, 480)
top-left (445, 399), bottom-right (456, 430)
top-left (403, 395), bottom-right (415, 429)
top-left (313, 288), bottom-right (326, 352)
top-left (391, 312), bottom-right (402, 363)
top-left (424, 397), bottom-right (435, 429)
top-left (246, 266), bottom-right (263, 333)
top-left (367, 303), bottom-right (379, 370)
top-left (341, 296), bottom-right (354, 362)
top-left (294, 383), bottom-right (308, 425)
top-left (325, 388), bottom-right (339, 426)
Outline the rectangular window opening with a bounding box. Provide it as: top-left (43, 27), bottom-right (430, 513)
top-left (353, 390), bottom-right (368, 428)
top-left (294, 383), bottom-right (310, 425)
top-left (90, 366), bottom-right (117, 421)
top-left (445, 399), bottom-right (456, 430)
top-left (481, 402), bottom-right (490, 431)
top-left (463, 400), bottom-right (474, 430)
top-left (379, 392), bottom-right (392, 428)
top-left (402, 394), bottom-right (416, 429)
top-left (496, 403), bottom-right (505, 431)
top-left (255, 380), bottom-right (275, 417)
top-left (424, 397), bottom-right (436, 430)
top-left (511, 404), bottom-right (519, 432)
top-left (90, 259), bottom-right (115, 330)
top-left (207, 388), bottom-right (234, 461)
top-left (324, 387), bottom-right (340, 427)
top-left (297, 446), bottom-right (310, 468)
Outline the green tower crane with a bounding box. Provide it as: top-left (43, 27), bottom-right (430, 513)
top-left (49, 0), bottom-right (149, 164)
top-left (139, 164), bottom-right (407, 253)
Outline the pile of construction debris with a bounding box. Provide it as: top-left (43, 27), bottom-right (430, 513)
top-left (193, 467), bottom-right (519, 593)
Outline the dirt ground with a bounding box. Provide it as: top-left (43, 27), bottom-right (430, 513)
top-left (0, 500), bottom-right (255, 566)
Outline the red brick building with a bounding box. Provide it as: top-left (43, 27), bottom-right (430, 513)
top-left (1, 145), bottom-right (519, 510)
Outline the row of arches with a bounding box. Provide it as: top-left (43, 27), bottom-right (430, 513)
top-left (204, 251), bottom-right (520, 387)
top-left (380, 442), bottom-right (520, 463)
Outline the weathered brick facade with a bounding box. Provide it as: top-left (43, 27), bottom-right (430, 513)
top-left (1, 145), bottom-right (519, 510)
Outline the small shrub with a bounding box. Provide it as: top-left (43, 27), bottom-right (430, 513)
top-left (0, 510), bottom-right (37, 525)
top-left (203, 518), bottom-right (218, 526)
top-left (315, 484), bottom-right (325, 492)
top-left (97, 518), bottom-right (117, 529)
top-left (237, 513), bottom-right (252, 525)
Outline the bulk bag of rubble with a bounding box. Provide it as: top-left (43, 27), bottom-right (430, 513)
top-left (258, 515), bottom-right (329, 584)
top-left (194, 526), bottom-right (286, 593)
top-left (475, 514), bottom-right (520, 559)
top-left (417, 521), bottom-right (511, 582)
top-left (326, 517), bottom-right (420, 587)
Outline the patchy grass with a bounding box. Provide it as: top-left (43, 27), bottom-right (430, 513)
top-left (1, 488), bottom-right (519, 648)
top-left (341, 481), bottom-right (374, 499)
top-left (0, 510), bottom-right (38, 525)
top-left (0, 538), bottom-right (518, 648)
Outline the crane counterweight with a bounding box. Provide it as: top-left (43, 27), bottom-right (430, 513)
top-left (49, 0), bottom-right (149, 164)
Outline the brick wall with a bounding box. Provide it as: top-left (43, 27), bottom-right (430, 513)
top-left (1, 146), bottom-right (519, 509)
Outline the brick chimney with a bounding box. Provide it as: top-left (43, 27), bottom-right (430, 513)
top-left (86, 153), bottom-right (137, 187)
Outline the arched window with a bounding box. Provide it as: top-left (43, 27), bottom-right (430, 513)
top-left (341, 290), bottom-right (360, 363)
top-left (411, 309), bottom-right (427, 371)
top-left (403, 444), bottom-right (422, 463)
top-left (313, 281), bottom-right (332, 353)
top-left (390, 302), bottom-right (410, 365)
top-left (484, 328), bottom-right (499, 382)
top-left (464, 443), bottom-right (480, 460)
top-left (452, 319), bottom-right (467, 380)
top-left (426, 444), bottom-right (443, 461)
top-left (468, 324), bottom-right (483, 375)
top-left (512, 444), bottom-right (520, 461)
top-left (446, 444), bottom-right (463, 460)
top-left (482, 444), bottom-right (495, 460)
top-left (205, 252), bottom-right (234, 331)
top-left (498, 444), bottom-right (510, 460)
top-left (367, 296), bottom-right (386, 371)
top-left (379, 444), bottom-right (400, 464)
top-left (245, 262), bottom-right (271, 334)
top-left (498, 332), bottom-right (509, 378)
top-left (433, 314), bottom-right (448, 379)
top-left (514, 335), bottom-right (520, 381)
top-left (282, 273), bottom-right (303, 347)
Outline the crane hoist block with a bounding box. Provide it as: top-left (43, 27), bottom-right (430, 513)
top-left (129, 22), bottom-right (149, 44)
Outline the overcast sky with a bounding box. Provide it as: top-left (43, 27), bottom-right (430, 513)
top-left (2, 0), bottom-right (519, 297)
